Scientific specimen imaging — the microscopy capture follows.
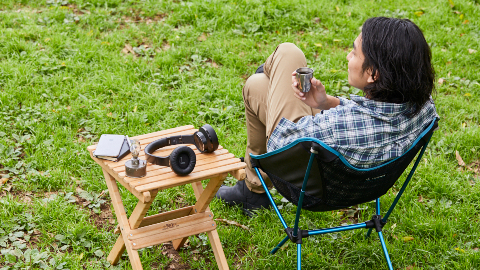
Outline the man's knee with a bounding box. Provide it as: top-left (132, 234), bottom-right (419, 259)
top-left (275, 42), bottom-right (305, 61)
top-left (242, 75), bottom-right (256, 104)
top-left (242, 73), bottom-right (268, 104)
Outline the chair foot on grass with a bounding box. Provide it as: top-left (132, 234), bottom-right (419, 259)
top-left (378, 231), bottom-right (394, 270)
top-left (269, 235), bottom-right (289, 255)
top-left (297, 244), bottom-right (302, 270)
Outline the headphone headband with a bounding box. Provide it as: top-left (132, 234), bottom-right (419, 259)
top-left (144, 125), bottom-right (219, 175)
top-left (144, 135), bottom-right (195, 166)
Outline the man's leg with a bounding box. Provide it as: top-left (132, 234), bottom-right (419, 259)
top-left (264, 43), bottom-right (321, 137)
top-left (242, 73), bottom-right (272, 193)
top-left (216, 43), bottom-right (320, 214)
top-left (215, 73), bottom-right (272, 212)
top-left (244, 43), bottom-right (321, 193)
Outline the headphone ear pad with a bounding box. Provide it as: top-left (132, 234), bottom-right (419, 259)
top-left (200, 124), bottom-right (219, 153)
top-left (169, 146), bottom-right (196, 176)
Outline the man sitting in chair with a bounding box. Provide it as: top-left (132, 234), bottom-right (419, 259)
top-left (216, 17), bottom-right (438, 214)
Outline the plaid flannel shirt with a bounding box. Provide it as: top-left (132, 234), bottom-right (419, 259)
top-left (267, 95), bottom-right (438, 168)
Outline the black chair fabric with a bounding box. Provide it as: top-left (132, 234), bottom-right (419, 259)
top-left (252, 121), bottom-right (437, 212)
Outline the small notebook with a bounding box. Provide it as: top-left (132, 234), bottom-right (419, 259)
top-left (94, 134), bottom-right (131, 162)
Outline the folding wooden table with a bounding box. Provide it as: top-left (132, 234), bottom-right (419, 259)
top-left (87, 125), bottom-right (246, 270)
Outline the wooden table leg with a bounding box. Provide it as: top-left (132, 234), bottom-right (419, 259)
top-left (172, 174), bottom-right (229, 270)
top-left (191, 181), bottom-right (206, 202)
top-left (191, 173), bottom-right (227, 214)
top-left (103, 169), bottom-right (158, 270)
top-left (190, 181), bottom-right (229, 270)
top-left (107, 237), bottom-right (126, 266)
top-left (173, 174), bottom-right (226, 249)
top-left (207, 230), bottom-right (229, 270)
top-left (107, 192), bottom-right (159, 265)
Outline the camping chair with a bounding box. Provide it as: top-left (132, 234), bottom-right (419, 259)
top-left (250, 119), bottom-right (438, 270)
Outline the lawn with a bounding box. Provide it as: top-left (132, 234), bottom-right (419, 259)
top-left (0, 0), bottom-right (480, 269)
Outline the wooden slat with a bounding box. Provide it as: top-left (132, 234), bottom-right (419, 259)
top-left (131, 125), bottom-right (195, 141)
top-left (112, 154), bottom-right (235, 186)
top-left (111, 163), bottom-right (160, 184)
top-left (230, 168), bottom-right (246, 181)
top-left (110, 148), bottom-right (229, 172)
top-left (130, 220), bottom-right (216, 250)
top-left (134, 163), bottom-right (245, 192)
top-left (113, 200), bottom-right (190, 235)
top-left (136, 206), bottom-right (194, 229)
top-left (123, 154), bottom-right (236, 182)
top-left (129, 211), bottom-right (213, 239)
top-left (129, 157), bottom-right (241, 188)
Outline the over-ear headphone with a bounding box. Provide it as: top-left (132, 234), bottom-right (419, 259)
top-left (144, 124), bottom-right (219, 176)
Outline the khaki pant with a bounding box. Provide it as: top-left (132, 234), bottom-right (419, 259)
top-left (242, 43), bottom-right (321, 193)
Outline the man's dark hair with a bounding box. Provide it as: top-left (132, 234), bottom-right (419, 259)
top-left (361, 17), bottom-right (435, 116)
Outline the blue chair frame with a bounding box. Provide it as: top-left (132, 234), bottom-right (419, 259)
top-left (250, 119), bottom-right (438, 269)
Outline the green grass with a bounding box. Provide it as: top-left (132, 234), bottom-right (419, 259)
top-left (1, 0), bottom-right (480, 269)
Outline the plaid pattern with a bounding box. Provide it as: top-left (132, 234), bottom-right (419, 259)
top-left (267, 95), bottom-right (438, 168)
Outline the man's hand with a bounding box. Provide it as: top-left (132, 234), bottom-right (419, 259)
top-left (291, 71), bottom-right (331, 109)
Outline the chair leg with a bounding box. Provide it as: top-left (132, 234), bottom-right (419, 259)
top-left (255, 168), bottom-right (288, 229)
top-left (365, 228), bottom-right (373, 238)
top-left (270, 235), bottom-right (289, 255)
top-left (297, 244), bottom-right (302, 270)
top-left (377, 231), bottom-right (393, 270)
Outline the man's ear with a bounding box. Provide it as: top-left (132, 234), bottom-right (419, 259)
top-left (367, 70), bottom-right (378, 83)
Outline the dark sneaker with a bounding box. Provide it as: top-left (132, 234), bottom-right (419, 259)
top-left (215, 180), bottom-right (271, 215)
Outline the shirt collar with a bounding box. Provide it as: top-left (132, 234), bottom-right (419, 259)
top-left (349, 94), bottom-right (412, 115)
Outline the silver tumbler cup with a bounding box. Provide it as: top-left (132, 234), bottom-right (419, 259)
top-left (295, 67), bottom-right (314, 93)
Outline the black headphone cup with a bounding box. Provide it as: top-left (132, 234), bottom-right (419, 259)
top-left (200, 124), bottom-right (219, 152)
top-left (169, 146), bottom-right (196, 176)
top-left (193, 131), bottom-right (207, 153)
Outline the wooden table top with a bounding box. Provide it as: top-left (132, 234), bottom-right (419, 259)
top-left (87, 125), bottom-right (246, 195)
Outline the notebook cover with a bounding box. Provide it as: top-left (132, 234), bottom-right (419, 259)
top-left (93, 134), bottom-right (125, 157)
top-left (115, 139), bottom-right (131, 161)
top-left (95, 139), bottom-right (131, 162)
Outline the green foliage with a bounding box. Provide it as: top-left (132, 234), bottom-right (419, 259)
top-left (77, 189), bottom-right (107, 213)
top-left (55, 228), bottom-right (98, 253)
top-left (0, 0), bottom-right (479, 269)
